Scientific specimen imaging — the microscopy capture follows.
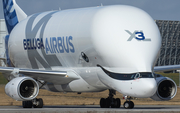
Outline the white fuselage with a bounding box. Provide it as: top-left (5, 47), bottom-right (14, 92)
top-left (8, 5), bottom-right (161, 98)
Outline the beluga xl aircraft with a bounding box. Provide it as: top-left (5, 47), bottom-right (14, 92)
top-left (1, 0), bottom-right (179, 109)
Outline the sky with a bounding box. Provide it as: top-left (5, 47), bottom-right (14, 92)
top-left (0, 0), bottom-right (180, 20)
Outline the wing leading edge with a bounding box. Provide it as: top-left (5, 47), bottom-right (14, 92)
top-left (154, 65), bottom-right (180, 72)
top-left (1, 64), bottom-right (180, 84)
top-left (0, 67), bottom-right (80, 85)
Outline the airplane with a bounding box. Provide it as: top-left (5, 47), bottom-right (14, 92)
top-left (1, 0), bottom-right (180, 109)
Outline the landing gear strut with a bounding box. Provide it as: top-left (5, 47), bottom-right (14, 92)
top-left (123, 96), bottom-right (134, 109)
top-left (100, 89), bottom-right (121, 108)
top-left (22, 98), bottom-right (43, 108)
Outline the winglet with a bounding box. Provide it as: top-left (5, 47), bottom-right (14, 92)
top-left (2, 0), bottom-right (27, 34)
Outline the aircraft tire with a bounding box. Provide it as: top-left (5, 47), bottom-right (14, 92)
top-left (115, 98), bottom-right (121, 108)
top-left (123, 101), bottom-right (130, 109)
top-left (33, 98), bottom-right (43, 108)
top-left (105, 98), bottom-right (110, 108)
top-left (123, 101), bottom-right (134, 109)
top-left (129, 101), bottom-right (134, 109)
top-left (22, 101), bottom-right (32, 108)
top-left (100, 98), bottom-right (106, 108)
top-left (111, 98), bottom-right (116, 108)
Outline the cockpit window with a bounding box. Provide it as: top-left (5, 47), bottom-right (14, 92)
top-left (97, 64), bottom-right (154, 80)
top-left (140, 72), bottom-right (154, 78)
top-left (108, 72), bottom-right (154, 80)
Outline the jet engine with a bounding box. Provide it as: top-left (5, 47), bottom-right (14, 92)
top-left (5, 77), bottom-right (39, 101)
top-left (151, 75), bottom-right (177, 101)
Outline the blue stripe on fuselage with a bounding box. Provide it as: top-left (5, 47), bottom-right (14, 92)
top-left (5, 35), bottom-right (13, 67)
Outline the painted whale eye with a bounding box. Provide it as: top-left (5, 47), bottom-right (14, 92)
top-left (81, 52), bottom-right (89, 62)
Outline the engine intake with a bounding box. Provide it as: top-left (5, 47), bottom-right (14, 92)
top-left (5, 77), bottom-right (39, 101)
top-left (151, 76), bottom-right (177, 101)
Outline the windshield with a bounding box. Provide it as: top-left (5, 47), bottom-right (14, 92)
top-left (109, 72), bottom-right (154, 80)
top-left (97, 65), bottom-right (154, 80)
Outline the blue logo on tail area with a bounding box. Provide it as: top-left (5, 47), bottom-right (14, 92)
top-left (3, 0), bottom-right (18, 34)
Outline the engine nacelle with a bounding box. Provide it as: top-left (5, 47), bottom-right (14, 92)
top-left (5, 77), bottom-right (39, 101)
top-left (151, 76), bottom-right (177, 101)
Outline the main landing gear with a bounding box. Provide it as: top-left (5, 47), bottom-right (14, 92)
top-left (100, 89), bottom-right (121, 108)
top-left (100, 90), bottom-right (134, 109)
top-left (22, 98), bottom-right (43, 108)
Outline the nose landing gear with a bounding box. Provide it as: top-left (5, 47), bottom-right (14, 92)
top-left (123, 101), bottom-right (134, 109)
top-left (100, 89), bottom-right (121, 108)
top-left (123, 96), bottom-right (134, 109)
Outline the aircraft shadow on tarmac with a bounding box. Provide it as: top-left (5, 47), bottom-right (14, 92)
top-left (43, 105), bottom-right (99, 108)
top-left (16, 105), bottom-right (179, 110)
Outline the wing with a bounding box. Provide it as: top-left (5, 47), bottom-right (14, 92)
top-left (154, 65), bottom-right (180, 72)
top-left (0, 67), bottom-right (80, 85)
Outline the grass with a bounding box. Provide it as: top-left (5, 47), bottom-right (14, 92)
top-left (0, 73), bottom-right (8, 84)
top-left (156, 72), bottom-right (179, 85)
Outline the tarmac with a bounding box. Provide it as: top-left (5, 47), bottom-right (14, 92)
top-left (0, 105), bottom-right (180, 113)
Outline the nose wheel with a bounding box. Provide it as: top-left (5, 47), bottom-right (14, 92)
top-left (123, 96), bottom-right (134, 109)
top-left (123, 101), bottom-right (134, 109)
top-left (100, 89), bottom-right (121, 108)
